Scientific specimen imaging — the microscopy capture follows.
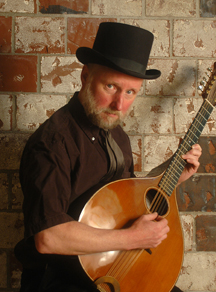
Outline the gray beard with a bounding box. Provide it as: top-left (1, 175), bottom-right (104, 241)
top-left (79, 83), bottom-right (125, 130)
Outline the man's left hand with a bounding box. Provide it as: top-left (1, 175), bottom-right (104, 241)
top-left (177, 144), bottom-right (202, 185)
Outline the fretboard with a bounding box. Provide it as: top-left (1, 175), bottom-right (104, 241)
top-left (159, 99), bottom-right (214, 196)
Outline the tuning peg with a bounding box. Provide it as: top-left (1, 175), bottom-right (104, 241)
top-left (207, 67), bottom-right (213, 72)
top-left (200, 80), bottom-right (206, 86)
top-left (198, 85), bottom-right (204, 91)
top-left (205, 72), bottom-right (211, 77)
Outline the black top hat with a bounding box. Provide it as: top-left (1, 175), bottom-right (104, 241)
top-left (76, 22), bottom-right (161, 80)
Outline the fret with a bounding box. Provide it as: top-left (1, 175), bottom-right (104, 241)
top-left (159, 98), bottom-right (215, 196)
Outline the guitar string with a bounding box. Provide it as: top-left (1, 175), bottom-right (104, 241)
top-left (96, 100), bottom-right (214, 290)
top-left (154, 101), bottom-right (213, 215)
top-left (152, 76), bottom-right (216, 237)
top-left (159, 102), bottom-right (211, 195)
top-left (142, 101), bottom-right (212, 216)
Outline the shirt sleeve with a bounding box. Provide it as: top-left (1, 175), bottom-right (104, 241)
top-left (20, 132), bottom-right (77, 238)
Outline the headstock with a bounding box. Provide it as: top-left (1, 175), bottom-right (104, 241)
top-left (198, 62), bottom-right (216, 106)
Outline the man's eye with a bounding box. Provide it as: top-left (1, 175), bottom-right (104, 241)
top-left (107, 84), bottom-right (114, 89)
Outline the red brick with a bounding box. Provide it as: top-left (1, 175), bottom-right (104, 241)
top-left (196, 215), bottom-right (216, 251)
top-left (67, 18), bottom-right (117, 54)
top-left (176, 175), bottom-right (216, 211)
top-left (39, 0), bottom-right (89, 13)
top-left (197, 136), bottom-right (216, 173)
top-left (0, 16), bottom-right (12, 53)
top-left (0, 55), bottom-right (37, 92)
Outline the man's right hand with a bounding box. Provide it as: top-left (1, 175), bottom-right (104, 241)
top-left (127, 212), bottom-right (170, 250)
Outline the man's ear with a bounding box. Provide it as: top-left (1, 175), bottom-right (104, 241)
top-left (80, 65), bottom-right (89, 86)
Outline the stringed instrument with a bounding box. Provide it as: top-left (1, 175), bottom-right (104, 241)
top-left (78, 62), bottom-right (216, 292)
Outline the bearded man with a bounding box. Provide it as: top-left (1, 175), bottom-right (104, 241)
top-left (15, 22), bottom-right (202, 292)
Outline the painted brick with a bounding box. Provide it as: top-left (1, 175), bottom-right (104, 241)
top-left (0, 212), bottom-right (24, 248)
top-left (200, 0), bottom-right (216, 17)
top-left (177, 252), bottom-right (216, 291)
top-left (121, 19), bottom-right (170, 57)
top-left (12, 173), bottom-right (23, 210)
top-left (128, 135), bottom-right (142, 172)
top-left (0, 0), bottom-right (35, 13)
top-left (16, 94), bottom-right (67, 131)
top-left (41, 56), bottom-right (82, 93)
top-left (180, 214), bottom-right (193, 252)
top-left (0, 55), bottom-right (37, 92)
top-left (196, 215), bottom-right (216, 251)
top-left (0, 173), bottom-right (8, 210)
top-left (67, 18), bottom-right (116, 54)
top-left (92, 0), bottom-right (142, 16)
top-left (146, 59), bottom-right (196, 96)
top-left (0, 134), bottom-right (30, 170)
top-left (0, 251), bottom-right (7, 288)
top-left (198, 136), bottom-right (216, 173)
top-left (174, 97), bottom-right (216, 135)
top-left (176, 175), bottom-right (216, 212)
top-left (0, 95), bottom-right (13, 131)
top-left (10, 251), bottom-right (22, 288)
top-left (173, 20), bottom-right (216, 57)
top-left (39, 0), bottom-right (89, 14)
top-left (0, 16), bottom-right (12, 53)
top-left (143, 135), bottom-right (179, 172)
top-left (15, 17), bottom-right (65, 54)
top-left (146, 0), bottom-right (196, 17)
top-left (123, 97), bottom-right (173, 134)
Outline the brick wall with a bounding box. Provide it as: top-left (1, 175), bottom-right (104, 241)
top-left (0, 0), bottom-right (216, 291)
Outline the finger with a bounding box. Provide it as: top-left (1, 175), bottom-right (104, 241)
top-left (145, 212), bottom-right (158, 221)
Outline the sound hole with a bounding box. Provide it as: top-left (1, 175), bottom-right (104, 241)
top-left (145, 188), bottom-right (168, 216)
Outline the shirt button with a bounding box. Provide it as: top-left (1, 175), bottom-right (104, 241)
top-left (91, 137), bottom-right (95, 141)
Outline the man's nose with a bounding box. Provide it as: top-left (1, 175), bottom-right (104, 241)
top-left (112, 93), bottom-right (124, 111)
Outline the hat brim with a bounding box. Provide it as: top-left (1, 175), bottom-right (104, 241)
top-left (76, 47), bottom-right (161, 80)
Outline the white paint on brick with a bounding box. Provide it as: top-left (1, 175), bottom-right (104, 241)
top-left (41, 56), bottom-right (82, 93)
top-left (143, 135), bottom-right (179, 172)
top-left (174, 20), bottom-right (216, 57)
top-left (146, 59), bottom-right (196, 96)
top-left (177, 252), bottom-right (216, 291)
top-left (15, 17), bottom-right (65, 53)
top-left (92, 0), bottom-right (142, 16)
top-left (174, 98), bottom-right (216, 135)
top-left (146, 0), bottom-right (196, 17)
top-left (0, 95), bottom-right (12, 130)
top-left (17, 94), bottom-right (67, 131)
top-left (0, 0), bottom-right (34, 12)
top-left (121, 19), bottom-right (170, 57)
top-left (123, 96), bottom-right (173, 134)
top-left (180, 214), bottom-right (193, 252)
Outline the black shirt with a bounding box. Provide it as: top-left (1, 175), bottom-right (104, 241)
top-left (19, 92), bottom-right (135, 239)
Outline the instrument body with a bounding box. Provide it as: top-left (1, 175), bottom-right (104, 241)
top-left (79, 176), bottom-right (183, 292)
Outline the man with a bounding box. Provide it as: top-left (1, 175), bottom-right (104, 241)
top-left (15, 22), bottom-right (202, 292)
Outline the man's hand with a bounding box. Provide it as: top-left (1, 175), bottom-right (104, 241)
top-left (128, 212), bottom-right (170, 249)
top-left (177, 144), bottom-right (202, 185)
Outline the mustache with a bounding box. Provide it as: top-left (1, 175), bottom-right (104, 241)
top-left (99, 108), bottom-right (122, 118)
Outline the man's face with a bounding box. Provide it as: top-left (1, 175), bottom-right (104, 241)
top-left (79, 64), bottom-right (143, 130)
